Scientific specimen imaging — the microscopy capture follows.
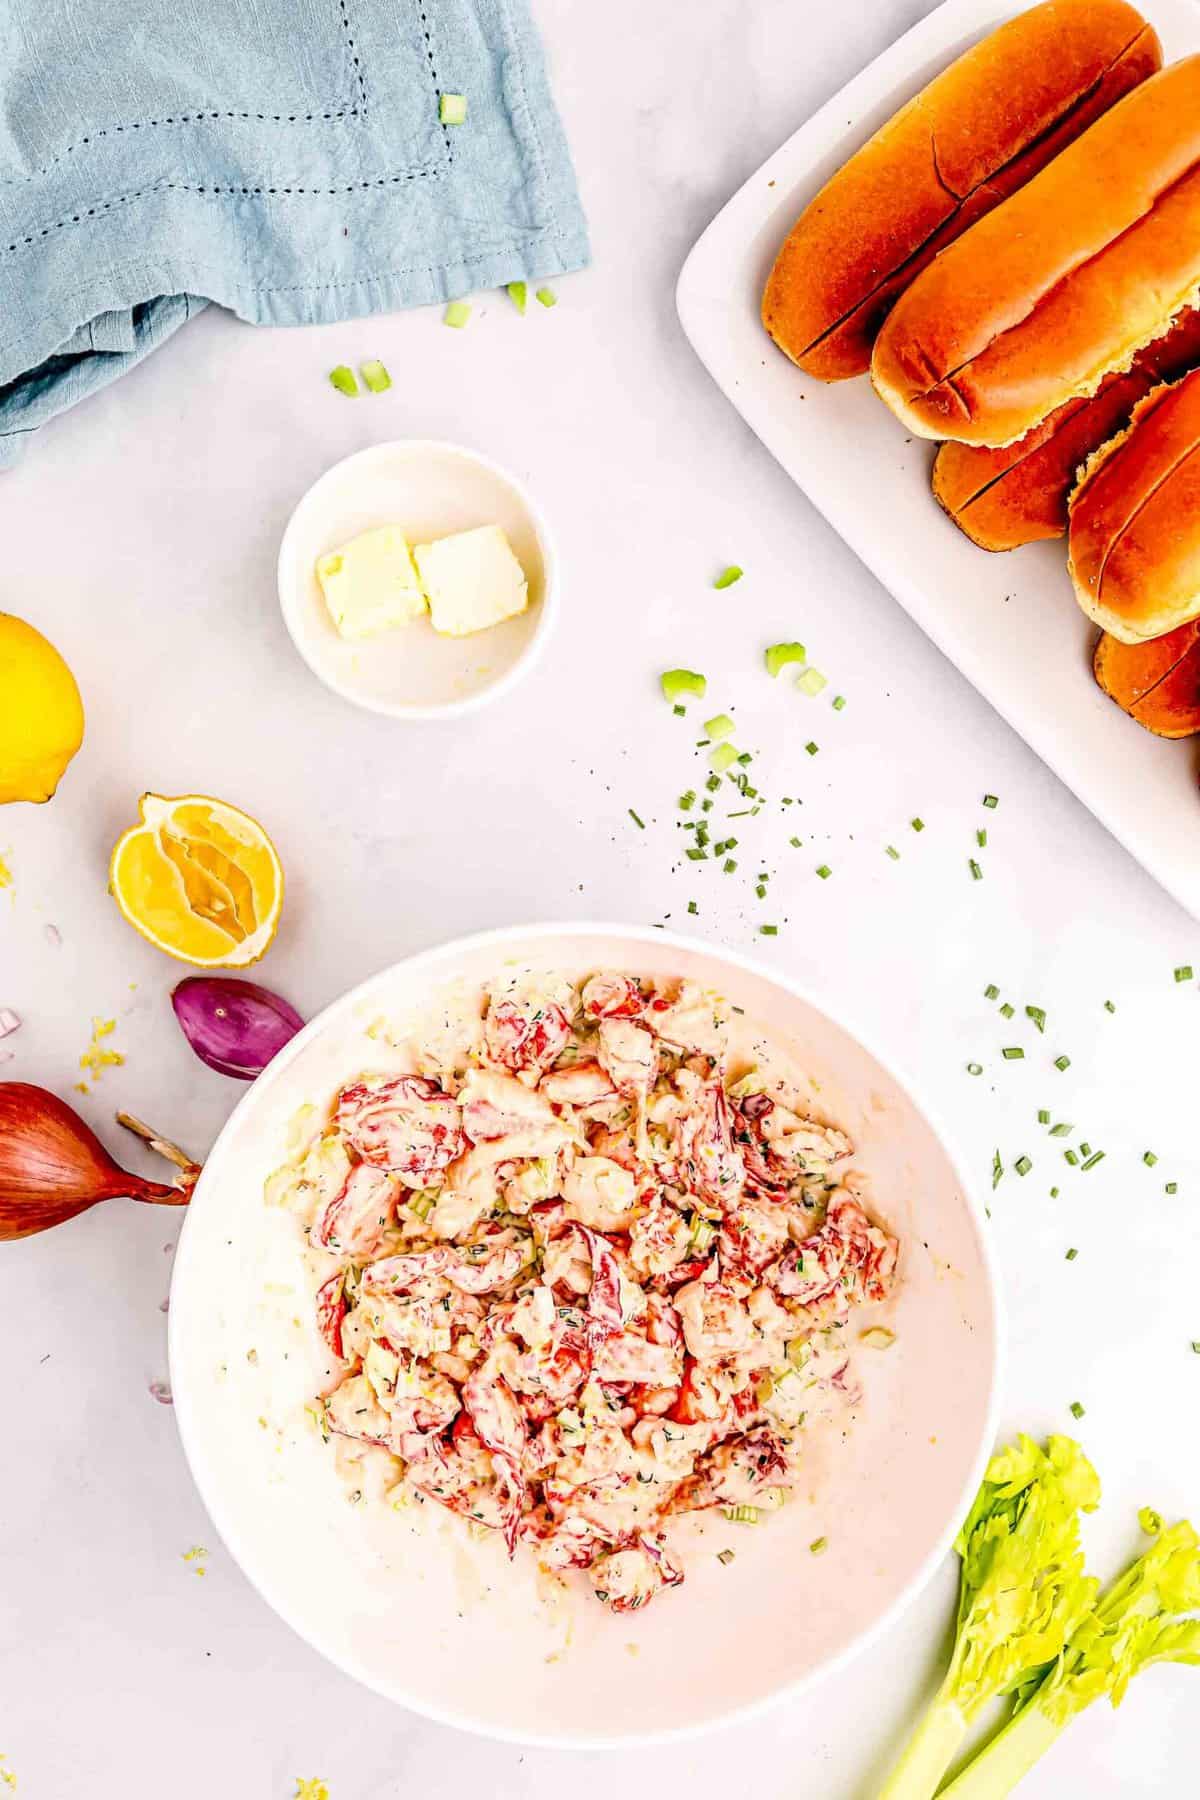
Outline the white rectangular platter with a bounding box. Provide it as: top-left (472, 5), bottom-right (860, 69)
top-left (677, 0), bottom-right (1200, 920)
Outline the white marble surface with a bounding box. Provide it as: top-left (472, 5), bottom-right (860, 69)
top-left (2, 1), bottom-right (1199, 1794)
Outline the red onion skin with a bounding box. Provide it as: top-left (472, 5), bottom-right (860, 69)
top-left (171, 976), bottom-right (304, 1080)
top-left (0, 1084), bottom-right (185, 1241)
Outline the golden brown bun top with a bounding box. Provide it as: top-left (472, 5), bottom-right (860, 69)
top-left (763, 0), bottom-right (1158, 376)
top-left (872, 54), bottom-right (1200, 426)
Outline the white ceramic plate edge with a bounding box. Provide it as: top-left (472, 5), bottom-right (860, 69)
top-left (168, 920), bottom-right (1004, 1749)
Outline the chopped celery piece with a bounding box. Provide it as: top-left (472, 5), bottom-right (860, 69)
top-left (798, 666), bottom-right (828, 697)
top-left (704, 712), bottom-right (735, 739)
top-left (439, 92), bottom-right (468, 124)
top-left (506, 280), bottom-right (527, 314)
top-left (709, 743), bottom-right (738, 774)
top-left (714, 565), bottom-right (743, 589)
top-left (359, 359), bottom-right (392, 394)
top-left (535, 286), bottom-right (557, 308)
top-left (328, 364), bottom-right (359, 397)
top-left (660, 668), bottom-right (707, 704)
top-left (443, 301), bottom-right (472, 329)
top-left (764, 641), bottom-right (807, 678)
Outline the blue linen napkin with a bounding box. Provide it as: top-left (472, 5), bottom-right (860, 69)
top-left (0, 0), bottom-right (588, 466)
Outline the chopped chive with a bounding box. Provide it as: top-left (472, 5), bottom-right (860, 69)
top-left (755, 882), bottom-right (767, 898)
top-left (760, 924), bottom-right (778, 936)
top-left (1104, 999), bottom-right (1116, 1013)
top-left (969, 859), bottom-right (983, 881)
top-left (1167, 1182), bottom-right (1179, 1195)
top-left (976, 829), bottom-right (987, 848)
top-left (984, 984), bottom-right (999, 1001)
top-left (805, 741), bottom-right (819, 756)
top-left (1069, 1401), bottom-right (1085, 1420)
top-left (1143, 1150), bottom-right (1158, 1167)
top-left (704, 712), bottom-right (735, 740)
top-left (661, 669), bottom-right (707, 704)
top-left (885, 845), bottom-right (900, 860)
top-left (723, 859), bottom-right (738, 875)
top-left (966, 1062), bottom-right (983, 1076)
top-left (439, 92), bottom-right (468, 124)
top-left (911, 817), bottom-right (925, 833)
top-left (1054, 1055), bottom-right (1071, 1071)
top-left (535, 286), bottom-right (557, 308)
top-left (443, 300), bottom-right (472, 329)
top-left (673, 704), bottom-right (686, 716)
top-left (1037, 1109), bottom-right (1050, 1125)
top-left (816, 865), bottom-right (832, 880)
top-left (679, 791), bottom-right (696, 811)
top-left (685, 847), bottom-right (707, 862)
top-left (982, 794), bottom-right (998, 809)
top-left (999, 1002), bottom-right (1014, 1018)
top-left (1049, 1122), bottom-right (1073, 1138)
top-left (809, 1537), bottom-right (828, 1555)
top-left (714, 565), bottom-right (743, 589)
top-left (628, 809), bottom-right (645, 829)
top-left (1001, 1046), bottom-right (1024, 1061)
top-left (687, 900), bottom-right (698, 916)
top-left (717, 1548), bottom-right (736, 1566)
top-left (506, 280), bottom-right (527, 314)
top-left (736, 751), bottom-right (752, 765)
top-left (705, 774), bottom-right (720, 792)
top-left (764, 641), bottom-right (806, 677)
top-left (832, 695), bottom-right (846, 711)
top-left (1190, 1340), bottom-right (1200, 1352)
top-left (1015, 1155), bottom-right (1032, 1177)
top-left (328, 364), bottom-right (359, 397)
top-left (790, 836), bottom-right (803, 849)
top-left (1049, 1186), bottom-right (1059, 1198)
top-left (1082, 1151), bottom-right (1105, 1171)
top-left (1065, 1247), bottom-right (1078, 1260)
top-left (1064, 1149), bottom-right (1079, 1166)
top-left (1025, 1005), bottom-right (1046, 1033)
top-left (992, 1151), bottom-right (1003, 1190)
top-left (1174, 965), bottom-right (1194, 983)
top-left (798, 667), bottom-right (828, 697)
top-left (360, 358), bottom-right (392, 394)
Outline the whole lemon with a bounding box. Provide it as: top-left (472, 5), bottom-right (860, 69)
top-left (0, 612), bottom-right (85, 804)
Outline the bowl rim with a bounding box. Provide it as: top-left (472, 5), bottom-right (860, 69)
top-left (169, 919), bottom-right (1005, 1749)
top-left (276, 438), bottom-right (558, 722)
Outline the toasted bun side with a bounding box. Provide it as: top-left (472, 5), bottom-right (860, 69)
top-left (1068, 368), bottom-right (1200, 641)
top-left (872, 56), bottom-right (1200, 440)
top-left (1069, 376), bottom-right (1184, 508)
top-left (1094, 622), bottom-right (1200, 736)
top-left (762, 0), bottom-right (1159, 380)
top-left (934, 307), bottom-right (1200, 550)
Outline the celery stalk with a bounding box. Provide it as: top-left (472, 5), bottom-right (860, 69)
top-left (941, 1517), bottom-right (1200, 1799)
top-left (878, 1436), bottom-right (1100, 1800)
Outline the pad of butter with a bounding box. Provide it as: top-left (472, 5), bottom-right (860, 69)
top-left (316, 527), bottom-right (428, 639)
top-left (413, 525), bottom-right (528, 638)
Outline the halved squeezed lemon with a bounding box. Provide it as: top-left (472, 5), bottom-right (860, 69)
top-left (109, 793), bottom-right (283, 967)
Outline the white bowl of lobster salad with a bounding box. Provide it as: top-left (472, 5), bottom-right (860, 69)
top-left (169, 924), bottom-right (1000, 1745)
